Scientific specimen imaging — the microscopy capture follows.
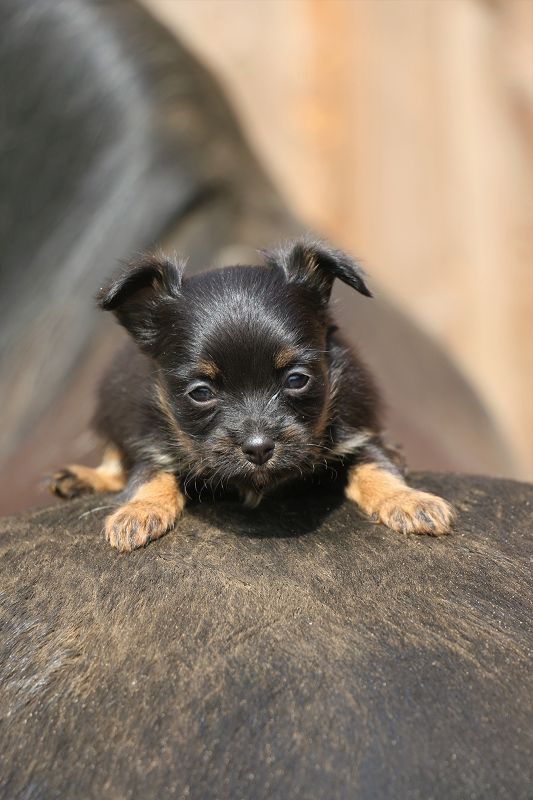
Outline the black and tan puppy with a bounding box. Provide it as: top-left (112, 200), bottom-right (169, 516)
top-left (51, 240), bottom-right (454, 551)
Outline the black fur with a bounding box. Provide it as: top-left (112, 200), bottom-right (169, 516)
top-left (263, 238), bottom-right (372, 300)
top-left (93, 239), bottom-right (391, 503)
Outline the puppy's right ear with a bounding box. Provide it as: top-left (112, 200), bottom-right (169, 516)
top-left (97, 253), bottom-right (184, 351)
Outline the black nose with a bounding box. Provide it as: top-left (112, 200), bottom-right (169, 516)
top-left (242, 435), bottom-right (275, 466)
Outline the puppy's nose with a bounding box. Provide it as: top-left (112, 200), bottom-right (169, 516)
top-left (242, 435), bottom-right (275, 466)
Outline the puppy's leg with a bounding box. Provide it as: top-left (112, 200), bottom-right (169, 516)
top-left (105, 471), bottom-right (184, 552)
top-left (50, 445), bottom-right (126, 499)
top-left (346, 444), bottom-right (455, 536)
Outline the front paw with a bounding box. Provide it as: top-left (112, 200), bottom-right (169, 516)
top-left (376, 489), bottom-right (455, 536)
top-left (104, 501), bottom-right (178, 553)
top-left (49, 468), bottom-right (94, 499)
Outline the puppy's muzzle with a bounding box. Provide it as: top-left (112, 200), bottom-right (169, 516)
top-left (242, 435), bottom-right (275, 466)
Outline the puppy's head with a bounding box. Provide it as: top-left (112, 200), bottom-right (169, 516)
top-left (98, 240), bottom-right (371, 492)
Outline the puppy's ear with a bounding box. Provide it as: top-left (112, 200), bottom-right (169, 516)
top-left (97, 253), bottom-right (184, 351)
top-left (264, 238), bottom-right (372, 302)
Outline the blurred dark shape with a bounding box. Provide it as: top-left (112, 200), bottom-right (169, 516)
top-left (1, 472), bottom-right (532, 798)
top-left (0, 0), bottom-right (514, 515)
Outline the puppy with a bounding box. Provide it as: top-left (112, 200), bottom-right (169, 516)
top-left (50, 239), bottom-right (455, 551)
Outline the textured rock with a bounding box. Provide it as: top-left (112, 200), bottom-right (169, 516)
top-left (0, 473), bottom-right (531, 799)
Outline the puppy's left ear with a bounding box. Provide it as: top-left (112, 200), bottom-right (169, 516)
top-left (265, 239), bottom-right (372, 302)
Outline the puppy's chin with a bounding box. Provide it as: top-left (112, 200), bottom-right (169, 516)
top-left (240, 458), bottom-right (303, 492)
top-left (247, 465), bottom-right (276, 490)
top-left (221, 460), bottom-right (285, 492)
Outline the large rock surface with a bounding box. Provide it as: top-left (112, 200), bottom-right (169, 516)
top-left (0, 473), bottom-right (532, 800)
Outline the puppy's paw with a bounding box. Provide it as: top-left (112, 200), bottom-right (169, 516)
top-left (104, 501), bottom-right (178, 553)
top-left (49, 468), bottom-right (95, 499)
top-left (376, 489), bottom-right (455, 536)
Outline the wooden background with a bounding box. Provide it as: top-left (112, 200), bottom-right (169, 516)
top-left (141, 0), bottom-right (533, 479)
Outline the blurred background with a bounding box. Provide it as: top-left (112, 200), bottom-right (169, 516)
top-left (145, 0), bottom-right (532, 475)
top-left (0, 0), bottom-right (531, 514)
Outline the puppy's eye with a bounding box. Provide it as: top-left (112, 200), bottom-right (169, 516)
top-left (284, 372), bottom-right (310, 391)
top-left (188, 385), bottom-right (215, 404)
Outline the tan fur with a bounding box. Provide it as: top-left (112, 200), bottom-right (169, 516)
top-left (50, 446), bottom-right (126, 498)
top-left (155, 382), bottom-right (196, 457)
top-left (274, 347), bottom-right (298, 369)
top-left (346, 463), bottom-right (454, 536)
top-left (105, 472), bottom-right (184, 553)
top-left (313, 363), bottom-right (333, 438)
top-left (197, 359), bottom-right (219, 379)
top-left (303, 250), bottom-right (318, 279)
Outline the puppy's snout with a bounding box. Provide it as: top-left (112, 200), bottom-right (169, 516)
top-left (242, 435), bottom-right (275, 466)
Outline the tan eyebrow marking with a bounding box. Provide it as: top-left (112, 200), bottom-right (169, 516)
top-left (274, 347), bottom-right (298, 369)
top-left (197, 360), bottom-right (219, 379)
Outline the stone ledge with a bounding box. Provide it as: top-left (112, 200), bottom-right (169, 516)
top-left (0, 473), bottom-right (532, 799)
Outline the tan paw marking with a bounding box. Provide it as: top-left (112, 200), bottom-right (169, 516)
top-left (104, 472), bottom-right (184, 553)
top-left (346, 462), bottom-right (455, 536)
top-left (49, 468), bottom-right (95, 499)
top-left (49, 447), bottom-right (126, 499)
top-left (105, 501), bottom-right (177, 552)
top-left (375, 489), bottom-right (455, 536)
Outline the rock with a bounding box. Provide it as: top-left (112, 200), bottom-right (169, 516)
top-left (0, 473), bottom-right (531, 799)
